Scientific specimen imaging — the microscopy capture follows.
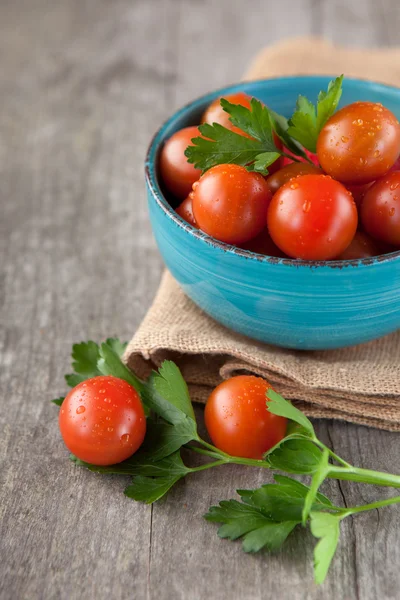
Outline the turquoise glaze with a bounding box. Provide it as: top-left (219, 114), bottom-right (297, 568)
top-left (145, 77), bottom-right (400, 350)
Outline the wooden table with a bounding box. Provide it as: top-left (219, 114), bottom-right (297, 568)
top-left (1, 1), bottom-right (399, 598)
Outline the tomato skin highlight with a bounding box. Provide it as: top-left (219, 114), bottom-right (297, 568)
top-left (192, 164), bottom-right (272, 245)
top-left (317, 102), bottom-right (400, 184)
top-left (267, 174), bottom-right (358, 261)
top-left (335, 231), bottom-right (380, 260)
top-left (266, 162), bottom-right (322, 195)
top-left (361, 171), bottom-right (400, 246)
top-left (160, 126), bottom-right (202, 200)
top-left (59, 376), bottom-right (146, 466)
top-left (176, 194), bottom-right (197, 227)
top-left (205, 376), bottom-right (287, 459)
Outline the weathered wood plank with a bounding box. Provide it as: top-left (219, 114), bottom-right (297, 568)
top-left (0, 1), bottom-right (399, 599)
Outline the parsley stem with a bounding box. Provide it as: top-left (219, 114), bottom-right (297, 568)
top-left (340, 495), bottom-right (400, 518)
top-left (327, 465), bottom-right (400, 488)
top-left (191, 460), bottom-right (228, 472)
top-left (198, 439), bottom-right (232, 459)
top-left (313, 440), bottom-right (351, 468)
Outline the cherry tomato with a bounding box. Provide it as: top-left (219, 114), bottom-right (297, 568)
top-left (202, 93), bottom-right (282, 173)
top-left (192, 164), bottom-right (272, 244)
top-left (240, 228), bottom-right (286, 257)
top-left (176, 194), bottom-right (197, 227)
top-left (59, 376), bottom-right (146, 465)
top-left (317, 102), bottom-right (400, 184)
top-left (160, 126), bottom-right (202, 200)
top-left (201, 92), bottom-right (252, 129)
top-left (361, 171), bottom-right (400, 246)
top-left (336, 231), bottom-right (380, 260)
top-left (267, 174), bottom-right (358, 260)
top-left (266, 162), bottom-right (322, 195)
top-left (204, 375), bottom-right (287, 459)
top-left (345, 182), bottom-right (373, 209)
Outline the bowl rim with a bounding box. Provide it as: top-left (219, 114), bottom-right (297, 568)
top-left (145, 75), bottom-right (400, 269)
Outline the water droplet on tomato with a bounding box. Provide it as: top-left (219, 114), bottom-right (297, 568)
top-left (374, 150), bottom-right (380, 158)
top-left (353, 119), bottom-right (363, 126)
top-left (290, 182), bottom-right (299, 190)
top-left (389, 207), bottom-right (396, 216)
top-left (302, 200), bottom-right (311, 213)
top-left (390, 182), bottom-right (399, 190)
top-left (341, 135), bottom-right (349, 143)
top-left (121, 433), bottom-right (130, 445)
top-left (76, 405), bottom-right (85, 414)
top-left (107, 427), bottom-right (114, 432)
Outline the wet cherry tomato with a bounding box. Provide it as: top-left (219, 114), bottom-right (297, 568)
top-left (266, 162), bottom-right (322, 195)
top-left (317, 102), bottom-right (400, 184)
top-left (336, 231), bottom-right (380, 260)
top-left (345, 182), bottom-right (373, 209)
top-left (267, 174), bottom-right (358, 260)
top-left (176, 194), bottom-right (197, 227)
top-left (240, 228), bottom-right (286, 257)
top-left (160, 126), bottom-right (202, 200)
top-left (59, 376), bottom-right (146, 465)
top-left (204, 375), bottom-right (287, 459)
top-left (192, 164), bottom-right (272, 244)
top-left (361, 171), bottom-right (400, 246)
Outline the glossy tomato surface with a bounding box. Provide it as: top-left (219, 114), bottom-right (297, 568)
top-left (201, 92), bottom-right (252, 129)
top-left (204, 375), bottom-right (287, 459)
top-left (59, 376), bottom-right (146, 465)
top-left (317, 102), bottom-right (400, 184)
top-left (361, 171), bottom-right (400, 246)
top-left (267, 174), bottom-right (358, 260)
top-left (266, 162), bottom-right (322, 195)
top-left (192, 164), bottom-right (272, 244)
top-left (176, 194), bottom-right (197, 227)
top-left (160, 126), bottom-right (202, 200)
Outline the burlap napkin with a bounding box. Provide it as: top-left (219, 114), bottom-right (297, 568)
top-left (126, 38), bottom-right (400, 432)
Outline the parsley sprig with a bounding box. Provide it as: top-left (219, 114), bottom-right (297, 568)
top-left (53, 339), bottom-right (400, 585)
top-left (185, 76), bottom-right (344, 175)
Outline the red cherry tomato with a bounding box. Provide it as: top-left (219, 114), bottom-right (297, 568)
top-left (361, 171), bottom-right (400, 246)
top-left (267, 174), bottom-right (358, 260)
top-left (176, 194), bottom-right (197, 227)
top-left (204, 375), bottom-right (287, 459)
top-left (345, 182), bottom-right (373, 209)
top-left (240, 228), bottom-right (287, 257)
top-left (317, 102), bottom-right (400, 184)
top-left (266, 162), bottom-right (322, 195)
top-left (202, 93), bottom-right (282, 173)
top-left (160, 126), bottom-right (202, 200)
top-left (59, 376), bottom-right (146, 465)
top-left (192, 164), bottom-right (272, 244)
top-left (336, 231), bottom-right (380, 260)
top-left (201, 92), bottom-right (252, 129)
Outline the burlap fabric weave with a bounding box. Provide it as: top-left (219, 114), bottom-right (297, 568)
top-left (126, 38), bottom-right (400, 431)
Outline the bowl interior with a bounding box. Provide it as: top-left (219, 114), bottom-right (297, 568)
top-left (146, 76), bottom-right (400, 267)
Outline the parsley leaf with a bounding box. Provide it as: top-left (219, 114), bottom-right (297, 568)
top-left (266, 389), bottom-right (315, 436)
top-left (302, 448), bottom-right (330, 524)
top-left (151, 361), bottom-right (196, 421)
top-left (287, 76), bottom-right (343, 153)
top-left (97, 341), bottom-right (145, 394)
top-left (125, 474), bottom-right (183, 504)
top-left (185, 99), bottom-right (282, 176)
top-left (205, 500), bottom-right (297, 553)
top-left (265, 438), bottom-right (323, 474)
top-left (51, 396), bottom-right (65, 406)
top-left (310, 512), bottom-right (341, 584)
top-left (269, 109), bottom-right (310, 160)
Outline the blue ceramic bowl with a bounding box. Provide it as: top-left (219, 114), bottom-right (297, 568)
top-left (145, 77), bottom-right (400, 350)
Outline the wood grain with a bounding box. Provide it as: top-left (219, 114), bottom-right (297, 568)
top-left (0, 1), bottom-right (399, 599)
